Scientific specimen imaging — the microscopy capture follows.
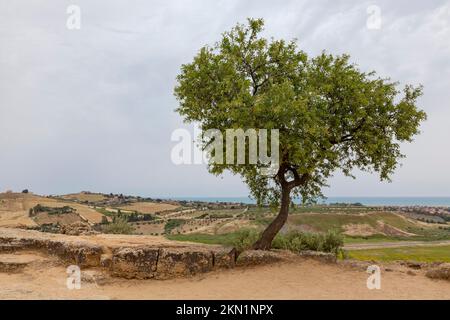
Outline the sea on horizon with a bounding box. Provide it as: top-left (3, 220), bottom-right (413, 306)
top-left (166, 196), bottom-right (450, 207)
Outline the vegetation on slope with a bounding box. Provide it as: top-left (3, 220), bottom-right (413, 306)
top-left (347, 245), bottom-right (450, 262)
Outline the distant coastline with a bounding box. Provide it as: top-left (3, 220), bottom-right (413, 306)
top-left (166, 196), bottom-right (450, 206)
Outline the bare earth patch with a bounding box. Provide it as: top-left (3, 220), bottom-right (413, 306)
top-left (376, 221), bottom-right (416, 237)
top-left (1, 257), bottom-right (449, 300)
top-left (33, 212), bottom-right (83, 226)
top-left (343, 223), bottom-right (379, 237)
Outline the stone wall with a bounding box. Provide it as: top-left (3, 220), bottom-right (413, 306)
top-left (0, 227), bottom-right (235, 279)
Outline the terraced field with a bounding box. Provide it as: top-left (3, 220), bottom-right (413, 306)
top-left (116, 202), bottom-right (179, 215)
top-left (0, 193), bottom-right (105, 226)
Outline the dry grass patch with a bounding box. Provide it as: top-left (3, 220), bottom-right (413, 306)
top-left (59, 193), bottom-right (107, 202)
top-left (0, 193), bottom-right (105, 225)
top-left (119, 202), bottom-right (179, 215)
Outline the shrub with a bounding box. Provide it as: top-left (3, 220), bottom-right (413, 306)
top-left (100, 216), bottom-right (109, 224)
top-left (30, 204), bottom-right (75, 215)
top-left (164, 219), bottom-right (186, 234)
top-left (272, 230), bottom-right (343, 255)
top-left (102, 217), bottom-right (134, 234)
top-left (321, 230), bottom-right (344, 255)
top-left (231, 229), bottom-right (260, 252)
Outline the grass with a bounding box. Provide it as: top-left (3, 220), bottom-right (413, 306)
top-left (95, 207), bottom-right (114, 217)
top-left (287, 212), bottom-right (419, 232)
top-left (101, 217), bottom-right (134, 234)
top-left (343, 235), bottom-right (402, 244)
top-left (347, 245), bottom-right (450, 262)
top-left (291, 206), bottom-right (378, 214)
top-left (117, 202), bottom-right (179, 214)
top-left (164, 219), bottom-right (186, 234)
top-left (286, 211), bottom-right (450, 240)
top-left (169, 229), bottom-right (344, 254)
top-left (60, 192), bottom-right (107, 202)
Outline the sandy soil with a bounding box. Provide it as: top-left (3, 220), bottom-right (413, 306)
top-left (1, 256), bottom-right (449, 300)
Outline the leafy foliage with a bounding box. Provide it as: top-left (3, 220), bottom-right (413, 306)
top-left (174, 18), bottom-right (426, 206)
top-left (231, 229), bottom-right (261, 252)
top-left (164, 219), bottom-right (186, 234)
top-left (272, 230), bottom-right (344, 255)
top-left (30, 204), bottom-right (75, 216)
top-left (102, 217), bottom-right (134, 234)
top-left (230, 229), bottom-right (344, 255)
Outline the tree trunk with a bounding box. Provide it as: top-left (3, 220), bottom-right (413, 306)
top-left (252, 185), bottom-right (291, 250)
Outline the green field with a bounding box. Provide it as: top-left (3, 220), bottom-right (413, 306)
top-left (290, 206), bottom-right (378, 214)
top-left (347, 245), bottom-right (450, 262)
top-left (287, 212), bottom-right (417, 232)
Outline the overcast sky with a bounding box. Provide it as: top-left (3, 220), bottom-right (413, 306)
top-left (0, 0), bottom-right (449, 198)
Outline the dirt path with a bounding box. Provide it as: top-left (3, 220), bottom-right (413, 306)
top-left (344, 240), bottom-right (450, 250)
top-left (1, 258), bottom-right (449, 300)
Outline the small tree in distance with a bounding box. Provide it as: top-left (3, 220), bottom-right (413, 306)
top-left (174, 19), bottom-right (426, 250)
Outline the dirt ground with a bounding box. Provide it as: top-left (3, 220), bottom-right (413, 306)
top-left (1, 255), bottom-right (449, 300)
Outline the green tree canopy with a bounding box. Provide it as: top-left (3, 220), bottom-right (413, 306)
top-left (174, 18), bottom-right (426, 249)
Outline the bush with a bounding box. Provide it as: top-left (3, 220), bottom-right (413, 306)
top-left (164, 219), bottom-right (186, 234)
top-left (102, 217), bottom-right (134, 234)
top-left (272, 230), bottom-right (343, 255)
top-left (321, 230), bottom-right (344, 255)
top-left (30, 204), bottom-right (75, 215)
top-left (101, 216), bottom-right (109, 224)
top-left (231, 229), bottom-right (260, 252)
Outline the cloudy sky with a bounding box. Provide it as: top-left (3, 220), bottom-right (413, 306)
top-left (0, 0), bottom-right (449, 198)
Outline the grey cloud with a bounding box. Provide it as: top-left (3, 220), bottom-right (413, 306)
top-left (0, 0), bottom-right (449, 197)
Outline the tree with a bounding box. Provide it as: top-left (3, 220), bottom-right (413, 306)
top-left (174, 18), bottom-right (426, 250)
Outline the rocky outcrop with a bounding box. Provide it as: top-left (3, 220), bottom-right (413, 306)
top-left (0, 253), bottom-right (48, 273)
top-left (298, 250), bottom-right (337, 263)
top-left (236, 250), bottom-right (284, 266)
top-left (111, 247), bottom-right (160, 279)
top-left (156, 248), bottom-right (213, 279)
top-left (0, 227), bottom-right (339, 280)
top-left (109, 246), bottom-right (236, 279)
top-left (0, 231), bottom-right (102, 267)
top-left (81, 269), bottom-right (109, 285)
top-left (0, 227), bottom-right (235, 279)
top-left (61, 222), bottom-right (98, 236)
top-left (45, 241), bottom-right (103, 267)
